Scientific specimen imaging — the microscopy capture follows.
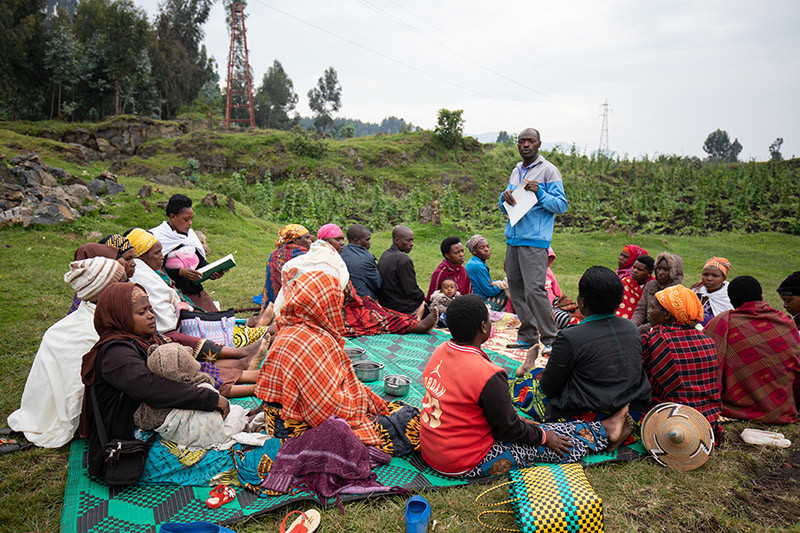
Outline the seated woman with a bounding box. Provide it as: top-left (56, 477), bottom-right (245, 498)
top-left (706, 276), bottom-right (800, 424)
top-left (632, 252), bottom-right (684, 333)
top-left (616, 255), bottom-right (654, 320)
top-left (776, 271), bottom-right (800, 328)
top-left (641, 285), bottom-right (722, 441)
top-left (79, 282), bottom-right (228, 478)
top-left (308, 224), bottom-right (437, 336)
top-left (8, 257), bottom-right (126, 448)
top-left (262, 224), bottom-right (313, 305)
top-left (67, 239), bottom-right (135, 314)
top-left (464, 234), bottom-right (508, 311)
top-left (427, 236), bottom-right (472, 301)
top-left (150, 194), bottom-right (223, 312)
top-left (616, 244), bottom-right (648, 279)
top-left (511, 267), bottom-right (652, 438)
top-left (420, 295), bottom-right (632, 477)
top-left (125, 228), bottom-right (267, 387)
top-left (692, 257), bottom-right (733, 327)
top-left (254, 270), bottom-right (388, 446)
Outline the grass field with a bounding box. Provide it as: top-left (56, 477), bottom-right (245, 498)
top-left (1, 173), bottom-right (800, 532)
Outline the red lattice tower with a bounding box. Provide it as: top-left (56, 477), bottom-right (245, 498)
top-left (225, 2), bottom-right (255, 128)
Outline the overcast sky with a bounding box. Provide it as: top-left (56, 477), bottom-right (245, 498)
top-left (135, 0), bottom-right (799, 160)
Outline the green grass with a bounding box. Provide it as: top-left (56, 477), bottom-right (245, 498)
top-left (2, 123), bottom-right (800, 532)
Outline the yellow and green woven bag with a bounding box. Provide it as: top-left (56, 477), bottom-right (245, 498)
top-left (476, 463), bottom-right (604, 532)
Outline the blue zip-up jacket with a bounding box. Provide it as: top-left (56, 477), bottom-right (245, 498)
top-left (499, 155), bottom-right (568, 248)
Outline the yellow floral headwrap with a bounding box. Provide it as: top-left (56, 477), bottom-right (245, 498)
top-left (126, 228), bottom-right (158, 258)
top-left (703, 257), bottom-right (731, 277)
top-left (275, 224), bottom-right (309, 248)
top-left (655, 285), bottom-right (703, 324)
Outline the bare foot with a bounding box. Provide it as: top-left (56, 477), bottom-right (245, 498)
top-left (414, 302), bottom-right (426, 321)
top-left (409, 308), bottom-right (438, 334)
top-left (515, 344), bottom-right (541, 377)
top-left (247, 336), bottom-right (270, 371)
top-left (602, 405), bottom-right (633, 452)
top-left (249, 302), bottom-right (275, 328)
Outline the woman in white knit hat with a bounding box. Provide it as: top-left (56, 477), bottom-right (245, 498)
top-left (7, 257), bottom-right (126, 448)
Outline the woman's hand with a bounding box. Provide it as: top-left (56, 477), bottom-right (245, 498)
top-left (179, 268), bottom-right (203, 281)
top-left (209, 271), bottom-right (224, 280)
top-left (544, 430), bottom-right (573, 457)
top-left (216, 396), bottom-right (230, 419)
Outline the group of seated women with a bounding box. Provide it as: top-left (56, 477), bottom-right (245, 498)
top-left (7, 196), bottom-right (800, 490)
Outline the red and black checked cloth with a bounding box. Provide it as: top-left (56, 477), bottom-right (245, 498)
top-left (706, 301), bottom-right (800, 424)
top-left (641, 323), bottom-right (722, 436)
top-left (255, 271), bottom-right (387, 445)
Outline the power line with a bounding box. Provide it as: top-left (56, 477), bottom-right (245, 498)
top-left (354, 0), bottom-right (549, 99)
top-left (247, 0), bottom-right (500, 101)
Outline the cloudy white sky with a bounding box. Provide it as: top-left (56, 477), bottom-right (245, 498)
top-left (135, 0), bottom-right (799, 160)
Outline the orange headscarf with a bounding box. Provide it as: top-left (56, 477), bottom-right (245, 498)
top-left (703, 257), bottom-right (731, 277)
top-left (655, 284), bottom-right (704, 324)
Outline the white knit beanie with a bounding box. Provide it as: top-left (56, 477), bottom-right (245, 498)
top-left (64, 257), bottom-right (126, 302)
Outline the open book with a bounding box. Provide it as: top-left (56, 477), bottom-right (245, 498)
top-left (194, 254), bottom-right (235, 284)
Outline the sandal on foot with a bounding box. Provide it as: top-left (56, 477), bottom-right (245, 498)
top-left (280, 509), bottom-right (321, 533)
top-left (205, 485), bottom-right (236, 509)
top-left (506, 342), bottom-right (534, 349)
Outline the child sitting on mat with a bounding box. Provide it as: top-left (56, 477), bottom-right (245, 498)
top-left (430, 278), bottom-right (460, 327)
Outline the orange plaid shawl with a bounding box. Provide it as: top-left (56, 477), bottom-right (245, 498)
top-left (255, 271), bottom-right (387, 445)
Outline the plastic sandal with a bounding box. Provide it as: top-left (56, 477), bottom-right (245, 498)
top-left (405, 495), bottom-right (432, 533)
top-left (205, 485), bottom-right (236, 509)
top-left (506, 342), bottom-right (534, 349)
top-left (280, 509), bottom-right (321, 533)
top-left (0, 438), bottom-right (33, 455)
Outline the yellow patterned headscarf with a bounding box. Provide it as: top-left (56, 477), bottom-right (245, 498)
top-left (275, 224), bottom-right (309, 248)
top-left (99, 234), bottom-right (133, 256)
top-left (703, 257), bottom-right (731, 277)
top-left (655, 285), bottom-right (703, 324)
top-left (126, 228), bottom-right (158, 257)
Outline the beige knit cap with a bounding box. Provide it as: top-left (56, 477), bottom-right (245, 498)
top-left (64, 257), bottom-right (126, 302)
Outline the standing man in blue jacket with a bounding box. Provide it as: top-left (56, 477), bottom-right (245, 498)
top-left (500, 128), bottom-right (568, 352)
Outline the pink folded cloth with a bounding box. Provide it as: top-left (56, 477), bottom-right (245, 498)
top-left (165, 247), bottom-right (200, 270)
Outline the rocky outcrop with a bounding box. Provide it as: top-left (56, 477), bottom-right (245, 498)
top-left (0, 153), bottom-right (123, 227)
top-left (42, 116), bottom-right (215, 162)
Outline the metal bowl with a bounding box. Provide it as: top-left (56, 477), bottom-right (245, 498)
top-left (344, 346), bottom-right (367, 363)
top-left (384, 374), bottom-right (411, 396)
top-left (352, 360), bottom-right (384, 382)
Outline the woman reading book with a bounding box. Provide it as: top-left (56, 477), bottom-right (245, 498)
top-left (151, 194), bottom-right (228, 311)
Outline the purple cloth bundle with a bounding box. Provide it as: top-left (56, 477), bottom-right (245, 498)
top-left (262, 416), bottom-right (392, 501)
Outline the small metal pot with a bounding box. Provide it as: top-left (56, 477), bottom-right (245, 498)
top-left (352, 360), bottom-right (384, 382)
top-left (344, 346), bottom-right (367, 362)
top-left (384, 375), bottom-right (411, 396)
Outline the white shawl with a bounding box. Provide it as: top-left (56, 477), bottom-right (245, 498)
top-left (273, 240), bottom-right (349, 316)
top-left (129, 258), bottom-right (182, 333)
top-left (695, 281), bottom-right (734, 316)
top-left (150, 221), bottom-right (206, 258)
top-left (7, 302), bottom-right (98, 447)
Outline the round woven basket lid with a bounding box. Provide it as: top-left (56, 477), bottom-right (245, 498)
top-left (641, 402), bottom-right (714, 471)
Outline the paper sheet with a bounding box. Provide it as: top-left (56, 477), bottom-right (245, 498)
top-left (503, 183), bottom-right (539, 226)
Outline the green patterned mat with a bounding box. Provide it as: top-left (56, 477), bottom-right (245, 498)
top-left (60, 329), bottom-right (644, 532)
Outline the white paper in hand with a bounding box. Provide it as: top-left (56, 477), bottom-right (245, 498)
top-left (503, 183), bottom-right (539, 226)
